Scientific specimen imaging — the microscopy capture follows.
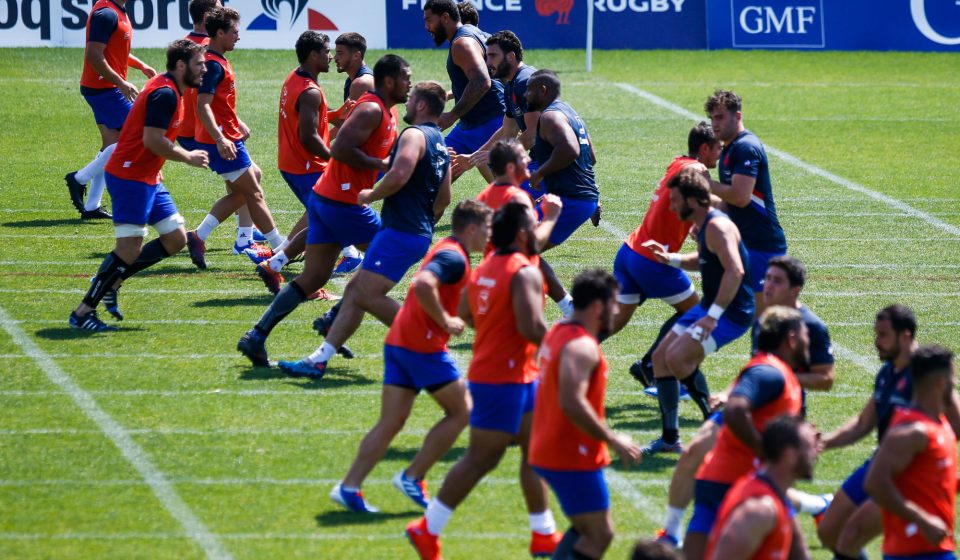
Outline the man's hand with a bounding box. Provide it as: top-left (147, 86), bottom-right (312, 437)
top-left (216, 137), bottom-right (237, 160)
top-left (329, 99), bottom-right (357, 121)
top-left (438, 112), bottom-right (456, 131)
top-left (356, 188), bottom-right (374, 206)
top-left (641, 240), bottom-right (670, 264)
top-left (119, 80), bottom-right (139, 103)
top-left (691, 316), bottom-right (718, 342)
top-left (609, 432), bottom-right (642, 467)
top-left (914, 506), bottom-right (949, 545)
top-left (539, 194), bottom-right (563, 221)
top-left (529, 168), bottom-right (543, 190)
top-left (442, 314), bottom-right (466, 336)
top-left (140, 65), bottom-right (157, 79)
top-left (186, 150), bottom-right (209, 168)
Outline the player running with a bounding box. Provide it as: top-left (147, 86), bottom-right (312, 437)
top-left (176, 0), bottom-right (217, 151)
top-left (865, 345), bottom-right (957, 560)
top-left (280, 81), bottom-right (452, 377)
top-left (68, 40), bottom-right (209, 331)
top-left (643, 168), bottom-right (754, 454)
top-left (330, 200), bottom-right (492, 513)
top-left (237, 54), bottom-right (409, 367)
top-left (705, 416), bottom-right (818, 560)
top-left (529, 269), bottom-right (643, 560)
top-left (66, 0), bottom-right (157, 220)
top-left (406, 202), bottom-right (562, 560)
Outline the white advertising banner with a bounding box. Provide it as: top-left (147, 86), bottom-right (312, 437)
top-left (0, 0), bottom-right (387, 48)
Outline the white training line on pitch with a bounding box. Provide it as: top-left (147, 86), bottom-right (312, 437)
top-left (0, 305), bottom-right (232, 560)
top-left (613, 82), bottom-right (960, 238)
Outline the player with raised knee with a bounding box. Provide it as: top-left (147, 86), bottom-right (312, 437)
top-left (236, 54), bottom-right (408, 368)
top-left (529, 269), bottom-right (643, 560)
top-left (280, 80), bottom-right (452, 377)
top-left (406, 202), bottom-right (562, 560)
top-left (66, 0), bottom-right (156, 220)
top-left (69, 40), bottom-right (209, 331)
top-left (330, 200), bottom-right (492, 513)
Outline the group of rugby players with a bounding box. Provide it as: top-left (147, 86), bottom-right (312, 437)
top-left (64, 0), bottom-right (958, 558)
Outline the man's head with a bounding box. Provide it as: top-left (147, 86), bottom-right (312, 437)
top-left (488, 139), bottom-right (530, 185)
top-left (874, 304), bottom-right (917, 362)
top-left (763, 255), bottom-right (806, 308)
top-left (166, 39), bottom-right (206, 89)
top-left (295, 31), bottom-right (331, 73)
top-left (404, 81), bottom-right (447, 125)
top-left (188, 0), bottom-right (219, 27)
top-left (451, 199), bottom-right (493, 253)
top-left (373, 54), bottom-right (412, 105)
top-left (334, 32), bottom-right (366, 74)
top-left (423, 0), bottom-right (460, 46)
top-left (491, 201), bottom-right (538, 255)
top-left (204, 7), bottom-right (240, 51)
top-left (485, 30), bottom-right (523, 80)
top-left (704, 89), bottom-right (742, 144)
top-left (910, 344), bottom-right (956, 406)
top-left (762, 415), bottom-right (819, 481)
top-left (666, 166), bottom-right (711, 221)
top-left (525, 69), bottom-right (560, 112)
top-left (688, 121), bottom-right (721, 169)
top-left (457, 0), bottom-right (479, 25)
top-left (756, 305), bottom-right (810, 369)
top-left (571, 269), bottom-right (620, 337)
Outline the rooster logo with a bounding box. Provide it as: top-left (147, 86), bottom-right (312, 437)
top-left (536, 0), bottom-right (574, 24)
top-left (247, 0), bottom-right (339, 31)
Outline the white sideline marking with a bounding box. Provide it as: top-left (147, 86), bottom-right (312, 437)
top-left (0, 305), bottom-right (232, 560)
top-left (0, 530), bottom-right (537, 541)
top-left (613, 82), bottom-right (960, 238)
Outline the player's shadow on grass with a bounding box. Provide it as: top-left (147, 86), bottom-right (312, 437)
top-left (34, 326), bottom-right (145, 340)
top-left (4, 218), bottom-right (92, 228)
top-left (193, 296), bottom-right (274, 308)
top-left (238, 367), bottom-right (376, 389)
top-left (605, 403), bottom-right (702, 432)
top-left (315, 509), bottom-right (418, 527)
top-left (383, 446), bottom-right (466, 465)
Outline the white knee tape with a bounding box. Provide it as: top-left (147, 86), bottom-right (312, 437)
top-left (153, 213), bottom-right (185, 235)
top-left (115, 223), bottom-right (148, 238)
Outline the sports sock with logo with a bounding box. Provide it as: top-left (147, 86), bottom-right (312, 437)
top-left (268, 251), bottom-right (289, 272)
top-left (236, 226), bottom-right (253, 247)
top-left (83, 252), bottom-right (129, 308)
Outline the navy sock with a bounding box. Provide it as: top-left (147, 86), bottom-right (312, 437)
top-left (255, 281), bottom-right (307, 335)
top-left (122, 239), bottom-right (171, 279)
top-left (657, 377), bottom-right (680, 444)
top-left (552, 528), bottom-right (579, 559)
top-left (682, 368), bottom-right (712, 420)
top-left (82, 252), bottom-right (129, 308)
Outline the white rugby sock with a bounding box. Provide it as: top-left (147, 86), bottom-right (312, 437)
top-left (663, 506), bottom-right (685, 538)
top-left (268, 251), bottom-right (289, 272)
top-left (557, 294), bottom-right (574, 318)
top-left (274, 239), bottom-right (291, 253)
top-left (84, 171), bottom-right (107, 211)
top-left (529, 510), bottom-right (556, 536)
top-left (795, 491), bottom-right (831, 515)
top-left (76, 143), bottom-right (116, 184)
top-left (236, 226), bottom-right (253, 247)
top-left (196, 214), bottom-right (220, 241)
top-left (307, 342), bottom-right (337, 365)
top-left (425, 499), bottom-right (454, 536)
top-left (341, 245), bottom-right (361, 259)
top-left (263, 228), bottom-right (284, 249)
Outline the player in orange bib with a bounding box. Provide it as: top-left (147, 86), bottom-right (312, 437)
top-left (330, 200), bottom-right (492, 514)
top-left (406, 202), bottom-right (561, 560)
top-left (865, 345), bottom-right (958, 560)
top-left (529, 269), bottom-right (642, 559)
top-left (175, 0), bottom-right (217, 151)
top-left (706, 415), bottom-right (819, 560)
top-left (685, 306), bottom-right (807, 560)
top-left (68, 40), bottom-right (209, 331)
top-left (66, 0), bottom-right (156, 219)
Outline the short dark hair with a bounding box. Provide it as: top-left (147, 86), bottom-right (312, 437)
top-left (491, 201), bottom-right (533, 250)
top-left (204, 6), bottom-right (239, 38)
top-left (911, 344), bottom-right (954, 386)
top-left (768, 255), bottom-right (807, 288)
top-left (166, 38), bottom-right (205, 72)
top-left (761, 415), bottom-right (805, 463)
top-left (451, 199), bottom-right (492, 233)
top-left (188, 0), bottom-right (218, 26)
top-left (488, 139), bottom-right (524, 175)
top-left (457, 0), bottom-right (479, 25)
top-left (631, 539), bottom-right (683, 560)
top-left (373, 54), bottom-right (409, 89)
top-left (876, 304), bottom-right (917, 338)
top-left (335, 32), bottom-right (367, 58)
top-left (411, 81), bottom-right (447, 117)
top-left (424, 0), bottom-right (460, 22)
top-left (486, 30), bottom-right (523, 62)
top-left (687, 121), bottom-right (717, 156)
top-left (667, 166), bottom-right (710, 206)
top-left (571, 269), bottom-right (618, 311)
top-left (756, 306), bottom-right (805, 353)
top-left (704, 89), bottom-right (742, 114)
top-left (529, 68), bottom-right (561, 97)
top-left (295, 31), bottom-right (329, 64)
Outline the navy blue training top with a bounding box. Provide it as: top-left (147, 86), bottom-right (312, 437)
top-left (874, 362), bottom-right (913, 441)
top-left (529, 100), bottom-right (599, 201)
top-left (505, 64), bottom-right (536, 132)
top-left (446, 25), bottom-right (505, 127)
top-left (731, 364), bottom-right (786, 408)
top-left (343, 64), bottom-right (373, 103)
top-left (751, 304), bottom-right (834, 367)
top-left (380, 123), bottom-right (450, 239)
top-left (199, 54), bottom-right (225, 95)
top-left (143, 81), bottom-right (178, 129)
top-left (696, 209), bottom-right (754, 327)
top-left (718, 130), bottom-right (786, 254)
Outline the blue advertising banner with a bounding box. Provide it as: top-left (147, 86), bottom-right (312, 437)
top-left (706, 0), bottom-right (960, 52)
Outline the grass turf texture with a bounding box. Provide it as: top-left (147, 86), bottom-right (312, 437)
top-left (1, 47), bottom-right (958, 559)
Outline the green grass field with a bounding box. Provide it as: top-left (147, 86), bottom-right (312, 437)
top-left (1, 46), bottom-right (959, 559)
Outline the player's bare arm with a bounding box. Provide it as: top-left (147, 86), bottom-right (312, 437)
top-left (642, 240), bottom-right (698, 271)
top-left (142, 127), bottom-right (208, 168)
top-left (457, 286), bottom-right (473, 328)
top-left (709, 173), bottom-right (755, 208)
top-left (412, 269), bottom-right (465, 335)
top-left (708, 497), bottom-right (778, 560)
top-left (127, 54), bottom-right (156, 78)
top-left (85, 41), bottom-right (138, 101)
top-left (297, 88), bottom-right (332, 160)
top-left (439, 38), bottom-right (492, 129)
top-left (433, 162), bottom-right (453, 221)
top-left (519, 111), bottom-right (540, 149)
top-left (822, 398), bottom-right (877, 449)
top-left (796, 363), bottom-right (836, 392)
top-left (724, 394), bottom-right (763, 456)
top-left (196, 92), bottom-right (236, 160)
top-left (511, 265), bottom-right (546, 344)
top-left (331, 101), bottom-right (389, 171)
top-left (356, 128), bottom-right (425, 206)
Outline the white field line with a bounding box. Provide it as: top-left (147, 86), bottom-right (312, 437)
top-left (613, 82), bottom-right (960, 239)
top-left (0, 530), bottom-right (544, 541)
top-left (0, 305), bottom-right (232, 560)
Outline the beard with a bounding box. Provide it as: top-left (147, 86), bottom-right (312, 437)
top-left (403, 105), bottom-right (416, 125)
top-left (430, 29), bottom-right (447, 46)
top-left (185, 67), bottom-right (203, 89)
top-left (525, 229), bottom-right (539, 256)
top-left (492, 60), bottom-right (511, 80)
top-left (678, 201), bottom-right (694, 221)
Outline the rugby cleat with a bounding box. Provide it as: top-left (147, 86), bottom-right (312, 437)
top-left (529, 531), bottom-right (563, 558)
top-left (405, 518), bottom-right (442, 560)
top-left (393, 470), bottom-right (429, 509)
top-left (237, 328), bottom-right (269, 367)
top-left (306, 288), bottom-right (340, 301)
top-left (629, 359), bottom-right (654, 388)
top-left (641, 437), bottom-right (683, 456)
top-left (330, 482), bottom-right (379, 514)
top-left (80, 207), bottom-right (112, 220)
top-left (255, 262), bottom-right (283, 295)
top-left (252, 228), bottom-right (266, 242)
top-left (186, 231), bottom-right (207, 270)
top-left (65, 172), bottom-right (86, 213)
top-left (69, 310), bottom-right (118, 332)
top-left (278, 358), bottom-right (327, 379)
top-left (332, 255), bottom-right (363, 276)
top-left (811, 493), bottom-right (832, 527)
top-left (242, 243), bottom-right (273, 265)
top-left (654, 528), bottom-right (680, 548)
top-left (103, 287), bottom-right (123, 321)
